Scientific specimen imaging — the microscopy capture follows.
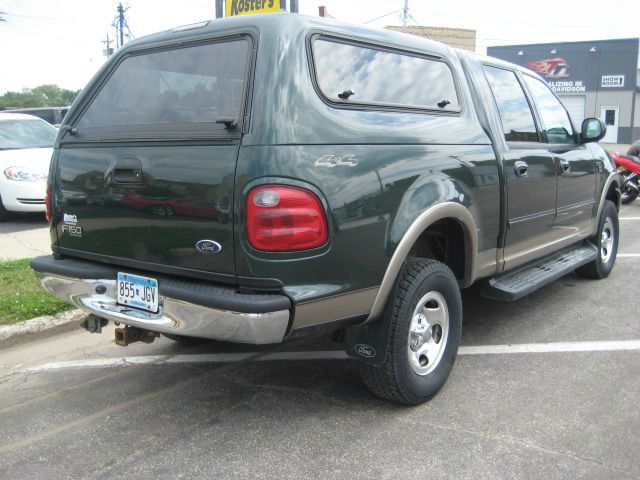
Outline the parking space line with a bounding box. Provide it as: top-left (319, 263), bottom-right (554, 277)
top-left (459, 340), bottom-right (640, 355)
top-left (620, 217), bottom-right (640, 220)
top-left (617, 253), bottom-right (640, 258)
top-left (23, 340), bottom-right (640, 372)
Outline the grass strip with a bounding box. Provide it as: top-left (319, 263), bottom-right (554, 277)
top-left (0, 258), bottom-right (72, 325)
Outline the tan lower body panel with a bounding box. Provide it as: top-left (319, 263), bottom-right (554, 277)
top-left (293, 287), bottom-right (379, 329)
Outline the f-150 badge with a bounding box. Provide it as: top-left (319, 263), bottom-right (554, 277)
top-left (314, 154), bottom-right (359, 168)
top-left (61, 212), bottom-right (83, 238)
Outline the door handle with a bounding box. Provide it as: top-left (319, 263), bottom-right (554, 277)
top-left (560, 159), bottom-right (570, 173)
top-left (514, 161), bottom-right (528, 178)
top-left (112, 158), bottom-right (143, 184)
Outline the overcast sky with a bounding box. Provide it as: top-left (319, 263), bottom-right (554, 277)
top-left (0, 0), bottom-right (637, 95)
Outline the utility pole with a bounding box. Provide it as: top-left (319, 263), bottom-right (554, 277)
top-left (402, 0), bottom-right (409, 32)
top-left (117, 3), bottom-right (125, 48)
top-left (101, 35), bottom-right (114, 58)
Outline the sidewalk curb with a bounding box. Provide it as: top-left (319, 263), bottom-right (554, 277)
top-left (0, 309), bottom-right (87, 342)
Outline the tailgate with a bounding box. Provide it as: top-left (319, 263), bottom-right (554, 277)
top-left (52, 34), bottom-right (254, 279)
top-left (55, 144), bottom-right (237, 275)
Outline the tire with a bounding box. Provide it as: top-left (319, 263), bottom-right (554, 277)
top-left (621, 180), bottom-right (638, 204)
top-left (576, 200), bottom-right (619, 279)
top-left (621, 192), bottom-right (638, 205)
top-left (620, 192), bottom-right (638, 205)
top-left (360, 258), bottom-right (462, 405)
top-left (0, 195), bottom-right (10, 222)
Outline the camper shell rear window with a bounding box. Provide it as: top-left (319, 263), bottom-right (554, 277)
top-left (73, 36), bottom-right (252, 140)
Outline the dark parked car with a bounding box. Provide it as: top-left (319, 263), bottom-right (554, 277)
top-left (31, 14), bottom-right (619, 404)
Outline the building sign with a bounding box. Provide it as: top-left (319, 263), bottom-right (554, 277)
top-left (524, 57), bottom-right (586, 93)
top-left (546, 81), bottom-right (586, 93)
top-left (226, 0), bottom-right (280, 16)
top-left (601, 75), bottom-right (625, 88)
top-left (525, 57), bottom-right (569, 78)
top-left (487, 38), bottom-right (639, 93)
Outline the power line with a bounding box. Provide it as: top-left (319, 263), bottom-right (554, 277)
top-left (362, 9), bottom-right (401, 25)
top-left (0, 21), bottom-right (96, 44)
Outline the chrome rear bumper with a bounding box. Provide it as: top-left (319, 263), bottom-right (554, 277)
top-left (37, 273), bottom-right (290, 344)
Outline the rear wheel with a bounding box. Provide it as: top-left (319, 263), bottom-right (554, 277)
top-left (359, 258), bottom-right (462, 405)
top-left (576, 200), bottom-right (618, 279)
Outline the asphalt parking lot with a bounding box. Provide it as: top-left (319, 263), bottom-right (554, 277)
top-left (0, 213), bottom-right (50, 260)
top-left (1, 204), bottom-right (639, 479)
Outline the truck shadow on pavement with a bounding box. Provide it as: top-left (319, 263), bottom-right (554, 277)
top-left (0, 214), bottom-right (48, 234)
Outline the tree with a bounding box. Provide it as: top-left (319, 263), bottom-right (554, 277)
top-left (0, 84), bottom-right (81, 109)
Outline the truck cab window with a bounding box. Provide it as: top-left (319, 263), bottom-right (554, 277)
top-left (483, 65), bottom-right (538, 142)
top-left (523, 75), bottom-right (576, 144)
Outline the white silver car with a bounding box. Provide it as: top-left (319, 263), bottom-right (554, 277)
top-left (0, 113), bottom-right (57, 220)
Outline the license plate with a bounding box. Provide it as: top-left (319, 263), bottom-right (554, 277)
top-left (116, 272), bottom-right (158, 313)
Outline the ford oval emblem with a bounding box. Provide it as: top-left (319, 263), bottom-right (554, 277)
top-left (196, 240), bottom-right (222, 255)
top-left (355, 343), bottom-right (376, 358)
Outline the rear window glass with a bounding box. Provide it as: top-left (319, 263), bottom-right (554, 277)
top-left (77, 39), bottom-right (250, 129)
top-left (0, 119), bottom-right (57, 150)
top-left (311, 38), bottom-right (460, 112)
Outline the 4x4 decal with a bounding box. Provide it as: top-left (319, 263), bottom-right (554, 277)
top-left (314, 154), bottom-right (359, 168)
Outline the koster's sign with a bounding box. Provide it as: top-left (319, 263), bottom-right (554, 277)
top-left (226, 0), bottom-right (280, 16)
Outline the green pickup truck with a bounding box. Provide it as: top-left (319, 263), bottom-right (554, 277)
top-left (31, 13), bottom-right (619, 405)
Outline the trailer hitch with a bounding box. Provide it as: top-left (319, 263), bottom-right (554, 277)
top-left (114, 326), bottom-right (158, 346)
top-left (82, 315), bottom-right (108, 333)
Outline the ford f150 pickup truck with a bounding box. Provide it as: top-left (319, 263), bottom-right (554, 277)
top-left (31, 14), bottom-right (619, 405)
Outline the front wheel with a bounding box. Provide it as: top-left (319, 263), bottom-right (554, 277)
top-left (0, 195), bottom-right (10, 222)
top-left (359, 258), bottom-right (462, 405)
top-left (576, 200), bottom-right (619, 279)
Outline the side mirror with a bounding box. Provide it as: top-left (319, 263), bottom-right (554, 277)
top-left (580, 118), bottom-right (606, 143)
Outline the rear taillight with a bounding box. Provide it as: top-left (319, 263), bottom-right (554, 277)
top-left (246, 185), bottom-right (328, 252)
top-left (45, 184), bottom-right (51, 223)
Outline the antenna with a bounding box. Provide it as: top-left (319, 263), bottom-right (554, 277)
top-left (112, 3), bottom-right (134, 49)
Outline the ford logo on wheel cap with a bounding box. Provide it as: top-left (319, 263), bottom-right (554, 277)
top-left (196, 240), bottom-right (222, 255)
